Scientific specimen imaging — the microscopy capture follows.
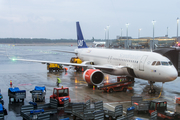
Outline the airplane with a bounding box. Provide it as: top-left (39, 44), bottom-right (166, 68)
top-left (11, 22), bottom-right (178, 94)
top-left (92, 38), bottom-right (106, 47)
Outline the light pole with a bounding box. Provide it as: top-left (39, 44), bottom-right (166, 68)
top-left (126, 23), bottom-right (129, 49)
top-left (138, 29), bottom-right (141, 38)
top-left (152, 20), bottom-right (156, 50)
top-left (120, 28), bottom-right (123, 45)
top-left (167, 27), bottom-right (169, 37)
top-left (177, 17), bottom-right (179, 44)
top-left (104, 28), bottom-right (106, 40)
top-left (106, 25), bottom-right (110, 48)
top-left (126, 23), bottom-right (129, 40)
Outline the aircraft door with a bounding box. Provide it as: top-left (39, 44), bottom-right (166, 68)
top-left (139, 55), bottom-right (148, 71)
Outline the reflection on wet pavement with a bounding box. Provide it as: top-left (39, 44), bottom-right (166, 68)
top-left (0, 45), bottom-right (180, 119)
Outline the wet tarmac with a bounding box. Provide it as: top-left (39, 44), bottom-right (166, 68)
top-left (1, 44), bottom-right (180, 120)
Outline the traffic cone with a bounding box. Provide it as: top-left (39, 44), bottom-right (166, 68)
top-left (93, 86), bottom-right (95, 90)
top-left (10, 80), bottom-right (12, 87)
top-left (10, 80), bottom-right (12, 85)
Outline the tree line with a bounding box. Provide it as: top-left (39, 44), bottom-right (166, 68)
top-left (0, 38), bottom-right (98, 43)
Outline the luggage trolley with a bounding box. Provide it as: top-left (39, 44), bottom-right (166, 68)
top-left (30, 86), bottom-right (46, 102)
top-left (8, 87), bottom-right (26, 102)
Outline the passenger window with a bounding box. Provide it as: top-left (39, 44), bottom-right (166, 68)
top-left (156, 61), bottom-right (161, 66)
top-left (152, 61), bottom-right (156, 65)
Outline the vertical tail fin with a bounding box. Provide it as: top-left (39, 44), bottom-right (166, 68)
top-left (76, 22), bottom-right (88, 48)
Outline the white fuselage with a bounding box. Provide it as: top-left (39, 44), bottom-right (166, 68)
top-left (93, 41), bottom-right (106, 47)
top-left (75, 48), bottom-right (178, 83)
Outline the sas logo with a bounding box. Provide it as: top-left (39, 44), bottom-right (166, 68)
top-left (78, 40), bottom-right (83, 46)
top-left (87, 50), bottom-right (91, 53)
top-left (151, 70), bottom-right (156, 72)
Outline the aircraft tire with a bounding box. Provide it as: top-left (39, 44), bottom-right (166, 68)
top-left (152, 89), bottom-right (156, 93)
top-left (88, 84), bottom-right (93, 88)
top-left (109, 89), bottom-right (113, 93)
top-left (148, 89), bottom-right (151, 94)
top-left (123, 88), bottom-right (127, 92)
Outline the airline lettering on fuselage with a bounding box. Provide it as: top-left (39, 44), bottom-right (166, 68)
top-left (78, 40), bottom-right (83, 46)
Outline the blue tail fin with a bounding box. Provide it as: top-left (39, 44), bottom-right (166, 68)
top-left (76, 22), bottom-right (88, 48)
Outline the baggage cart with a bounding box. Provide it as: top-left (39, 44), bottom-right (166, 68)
top-left (0, 93), bottom-right (4, 105)
top-left (131, 96), bottom-right (143, 106)
top-left (8, 87), bottom-right (26, 102)
top-left (64, 99), bottom-right (90, 114)
top-left (72, 101), bottom-right (105, 120)
top-left (133, 101), bottom-right (150, 113)
top-left (104, 105), bottom-right (123, 119)
top-left (0, 104), bottom-right (7, 120)
top-left (149, 110), bottom-right (157, 120)
top-left (116, 106), bottom-right (135, 120)
top-left (20, 98), bottom-right (58, 120)
top-left (30, 86), bottom-right (46, 102)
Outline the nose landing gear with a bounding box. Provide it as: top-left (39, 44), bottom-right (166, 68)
top-left (148, 81), bottom-right (156, 94)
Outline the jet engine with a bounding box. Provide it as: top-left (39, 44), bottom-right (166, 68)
top-left (83, 69), bottom-right (104, 85)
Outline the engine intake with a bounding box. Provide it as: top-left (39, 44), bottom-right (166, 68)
top-left (83, 69), bottom-right (104, 85)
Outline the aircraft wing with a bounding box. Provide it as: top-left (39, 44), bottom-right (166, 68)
top-left (93, 65), bottom-right (130, 71)
top-left (53, 50), bottom-right (77, 54)
top-left (12, 58), bottom-right (87, 67)
top-left (11, 58), bottom-right (130, 70)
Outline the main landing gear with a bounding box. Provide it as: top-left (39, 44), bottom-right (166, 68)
top-left (148, 81), bottom-right (156, 94)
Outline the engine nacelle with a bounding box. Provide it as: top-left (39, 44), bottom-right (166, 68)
top-left (83, 69), bottom-right (104, 85)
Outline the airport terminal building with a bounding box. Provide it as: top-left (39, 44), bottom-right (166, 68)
top-left (106, 36), bottom-right (180, 49)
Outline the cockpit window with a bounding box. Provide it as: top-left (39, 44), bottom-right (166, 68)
top-left (168, 62), bottom-right (173, 66)
top-left (161, 62), bottom-right (169, 66)
top-left (152, 61), bottom-right (156, 65)
top-left (156, 61), bottom-right (161, 66)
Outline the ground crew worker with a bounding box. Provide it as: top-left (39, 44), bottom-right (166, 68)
top-left (57, 77), bottom-right (61, 87)
top-left (64, 67), bottom-right (68, 72)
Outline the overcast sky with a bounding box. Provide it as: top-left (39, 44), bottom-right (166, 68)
top-left (0, 0), bottom-right (180, 39)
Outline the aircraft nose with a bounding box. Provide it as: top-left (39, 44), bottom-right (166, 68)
top-left (167, 68), bottom-right (178, 81)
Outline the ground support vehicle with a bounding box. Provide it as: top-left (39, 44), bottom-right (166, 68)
top-left (50, 87), bottom-right (71, 106)
top-left (8, 87), bottom-right (26, 103)
top-left (132, 96), bottom-right (180, 120)
top-left (47, 63), bottom-right (64, 72)
top-left (30, 86), bottom-right (46, 102)
top-left (70, 57), bottom-right (84, 72)
top-left (72, 101), bottom-right (104, 120)
top-left (176, 97), bottom-right (180, 105)
top-left (104, 105), bottom-right (123, 120)
top-left (99, 79), bottom-right (134, 93)
top-left (116, 106), bottom-right (135, 120)
top-left (149, 100), bottom-right (180, 120)
top-left (64, 99), bottom-right (90, 114)
top-left (20, 98), bottom-right (58, 120)
top-left (0, 104), bottom-right (7, 120)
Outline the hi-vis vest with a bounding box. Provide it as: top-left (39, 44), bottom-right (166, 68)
top-left (57, 78), bottom-right (61, 83)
